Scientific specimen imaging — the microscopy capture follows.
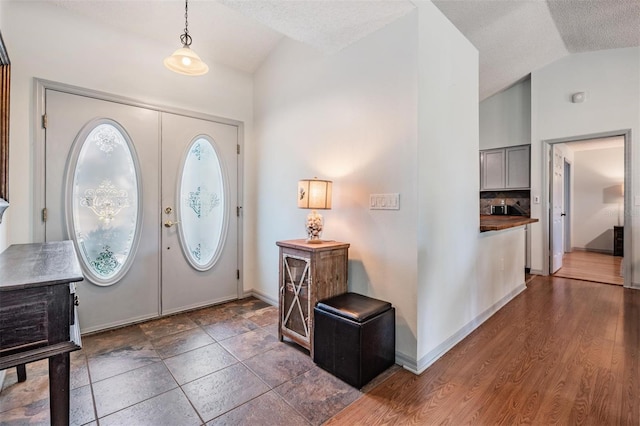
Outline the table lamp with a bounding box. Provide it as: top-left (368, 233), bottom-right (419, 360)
top-left (298, 178), bottom-right (332, 243)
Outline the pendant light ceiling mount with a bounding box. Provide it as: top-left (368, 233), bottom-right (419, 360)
top-left (164, 0), bottom-right (209, 76)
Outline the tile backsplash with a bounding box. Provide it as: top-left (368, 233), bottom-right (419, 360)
top-left (480, 190), bottom-right (531, 216)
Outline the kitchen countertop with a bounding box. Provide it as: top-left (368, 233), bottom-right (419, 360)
top-left (480, 215), bottom-right (539, 232)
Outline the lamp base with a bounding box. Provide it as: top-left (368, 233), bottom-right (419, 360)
top-left (305, 210), bottom-right (323, 243)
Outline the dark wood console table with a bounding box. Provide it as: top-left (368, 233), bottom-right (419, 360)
top-left (0, 241), bottom-right (83, 425)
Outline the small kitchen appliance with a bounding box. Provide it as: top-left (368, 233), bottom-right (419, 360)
top-left (490, 205), bottom-right (508, 215)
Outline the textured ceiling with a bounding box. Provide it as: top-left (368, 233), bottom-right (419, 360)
top-left (433, 0), bottom-right (640, 100)
top-left (218, 0), bottom-right (415, 53)
top-left (44, 0), bottom-right (640, 100)
top-left (548, 1), bottom-right (640, 53)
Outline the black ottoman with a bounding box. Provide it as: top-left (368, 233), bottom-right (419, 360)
top-left (313, 292), bottom-right (395, 388)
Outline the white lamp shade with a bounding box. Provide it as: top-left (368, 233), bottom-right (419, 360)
top-left (164, 46), bottom-right (209, 76)
top-left (298, 179), bottom-right (332, 210)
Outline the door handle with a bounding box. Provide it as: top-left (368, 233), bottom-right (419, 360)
top-left (561, 213), bottom-right (566, 217)
top-left (164, 220), bottom-right (180, 228)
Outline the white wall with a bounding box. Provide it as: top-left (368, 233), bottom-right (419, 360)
top-left (480, 79), bottom-right (531, 149)
top-left (252, 10), bottom-right (420, 362)
top-left (415, 1), bottom-right (523, 372)
top-left (531, 47), bottom-right (640, 283)
top-left (0, 1), bottom-right (253, 260)
top-left (251, 1), bottom-right (519, 372)
top-left (572, 146), bottom-right (624, 252)
top-left (416, 0), bottom-right (480, 367)
top-left (476, 226), bottom-right (526, 315)
top-left (0, 210), bottom-right (6, 254)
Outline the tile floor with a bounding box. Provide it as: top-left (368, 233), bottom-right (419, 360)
top-left (0, 297), bottom-right (398, 425)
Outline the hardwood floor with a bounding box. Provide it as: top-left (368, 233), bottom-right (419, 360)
top-left (327, 276), bottom-right (640, 425)
top-left (554, 250), bottom-right (623, 285)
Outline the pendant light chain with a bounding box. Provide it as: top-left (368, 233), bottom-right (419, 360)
top-left (180, 0), bottom-right (193, 47)
top-left (164, 0), bottom-right (208, 75)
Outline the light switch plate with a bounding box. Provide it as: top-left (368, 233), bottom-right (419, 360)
top-left (370, 193), bottom-right (400, 210)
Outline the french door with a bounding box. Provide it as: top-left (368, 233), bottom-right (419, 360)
top-left (44, 89), bottom-right (239, 332)
top-left (161, 113), bottom-right (238, 315)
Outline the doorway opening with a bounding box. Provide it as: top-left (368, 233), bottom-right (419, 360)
top-left (544, 132), bottom-right (630, 287)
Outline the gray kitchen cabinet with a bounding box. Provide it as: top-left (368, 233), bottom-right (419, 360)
top-left (505, 145), bottom-right (530, 189)
top-left (480, 149), bottom-right (505, 190)
top-left (480, 144), bottom-right (530, 191)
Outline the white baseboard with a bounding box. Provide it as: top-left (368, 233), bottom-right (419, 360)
top-left (247, 288), bottom-right (278, 306)
top-left (530, 269), bottom-right (544, 276)
top-left (572, 247), bottom-right (614, 255)
top-left (81, 313), bottom-right (159, 335)
top-left (395, 351), bottom-right (419, 374)
top-left (407, 283), bottom-right (527, 375)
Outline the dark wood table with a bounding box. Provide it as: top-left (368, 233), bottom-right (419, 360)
top-left (0, 241), bottom-right (83, 425)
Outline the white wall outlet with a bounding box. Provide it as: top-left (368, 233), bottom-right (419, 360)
top-left (370, 193), bottom-right (400, 210)
top-left (533, 195), bottom-right (540, 204)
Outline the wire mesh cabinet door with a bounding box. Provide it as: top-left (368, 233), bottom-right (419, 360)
top-left (281, 254), bottom-right (311, 344)
top-left (276, 239), bottom-right (350, 358)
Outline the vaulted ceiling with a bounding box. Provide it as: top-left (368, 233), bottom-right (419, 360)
top-left (432, 0), bottom-right (640, 99)
top-left (47, 0), bottom-right (640, 100)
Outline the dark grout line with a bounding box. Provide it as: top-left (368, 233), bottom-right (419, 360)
top-left (77, 351), bottom-right (99, 426)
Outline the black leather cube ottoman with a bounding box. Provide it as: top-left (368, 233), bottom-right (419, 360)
top-left (313, 292), bottom-right (395, 388)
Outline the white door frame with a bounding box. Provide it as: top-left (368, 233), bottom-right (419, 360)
top-left (550, 144), bottom-right (565, 274)
top-left (33, 78), bottom-right (245, 300)
top-left (563, 159), bottom-right (572, 253)
top-left (541, 129), bottom-right (632, 288)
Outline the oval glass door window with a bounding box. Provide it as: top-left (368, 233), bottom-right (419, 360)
top-left (67, 120), bottom-right (142, 286)
top-left (178, 136), bottom-right (227, 270)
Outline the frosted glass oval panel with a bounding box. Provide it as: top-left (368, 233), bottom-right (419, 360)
top-left (178, 137), bottom-right (226, 270)
top-left (68, 121), bottom-right (141, 286)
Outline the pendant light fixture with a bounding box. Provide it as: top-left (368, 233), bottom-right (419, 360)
top-left (164, 0), bottom-right (209, 76)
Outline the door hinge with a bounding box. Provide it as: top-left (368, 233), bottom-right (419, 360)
top-left (236, 206), bottom-right (242, 217)
top-left (42, 114), bottom-right (48, 129)
top-left (237, 144), bottom-right (240, 155)
top-left (42, 207), bottom-right (48, 222)
top-left (237, 269), bottom-right (240, 280)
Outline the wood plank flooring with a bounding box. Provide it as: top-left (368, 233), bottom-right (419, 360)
top-left (327, 276), bottom-right (640, 425)
top-left (554, 250), bottom-right (623, 286)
